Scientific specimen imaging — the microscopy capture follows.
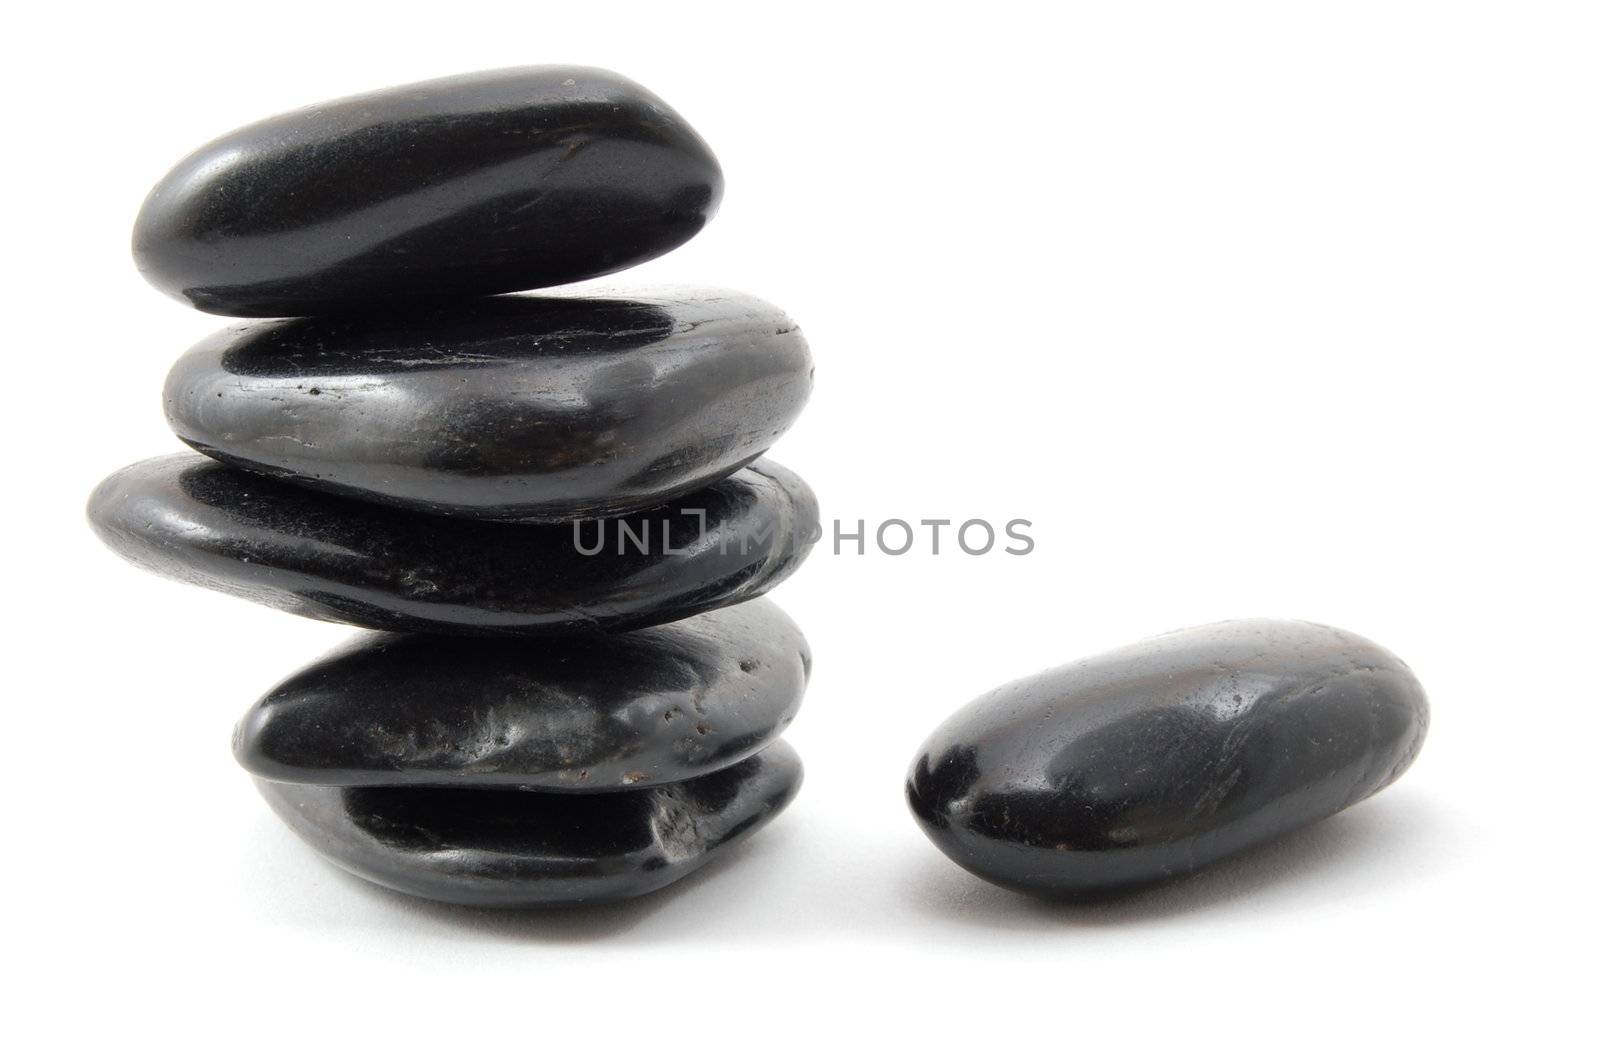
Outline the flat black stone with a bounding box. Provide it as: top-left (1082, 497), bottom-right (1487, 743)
top-left (164, 289), bottom-right (812, 522)
top-left (87, 454), bottom-right (816, 635)
top-left (258, 741), bottom-right (802, 907)
top-left (133, 67), bottom-right (722, 316)
top-left (236, 598), bottom-right (810, 789)
top-left (906, 620), bottom-right (1429, 896)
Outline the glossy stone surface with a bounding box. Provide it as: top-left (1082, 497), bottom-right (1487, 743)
top-left (87, 454), bottom-right (816, 635)
top-left (906, 620), bottom-right (1429, 896)
top-left (258, 741), bottom-right (801, 907)
top-left (133, 67), bottom-right (722, 316)
top-left (237, 598), bottom-right (809, 789)
top-left (164, 288), bottom-right (812, 521)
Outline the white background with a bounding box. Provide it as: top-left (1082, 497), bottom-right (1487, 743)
top-left (7, 2), bottom-right (1595, 1058)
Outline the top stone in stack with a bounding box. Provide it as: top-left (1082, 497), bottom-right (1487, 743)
top-left (94, 67), bottom-right (816, 636)
top-left (132, 66), bottom-right (725, 317)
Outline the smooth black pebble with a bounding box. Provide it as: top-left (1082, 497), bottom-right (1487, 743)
top-left (87, 454), bottom-right (816, 635)
top-left (259, 741), bottom-right (802, 908)
top-left (906, 620), bottom-right (1428, 896)
top-left (236, 598), bottom-right (810, 790)
top-left (133, 66), bottom-right (722, 316)
top-left (164, 288), bottom-right (812, 521)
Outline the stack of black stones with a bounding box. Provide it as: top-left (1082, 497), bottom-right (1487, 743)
top-left (88, 67), bottom-right (817, 907)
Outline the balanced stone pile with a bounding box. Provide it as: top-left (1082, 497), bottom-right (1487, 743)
top-left (89, 68), bottom-right (816, 907)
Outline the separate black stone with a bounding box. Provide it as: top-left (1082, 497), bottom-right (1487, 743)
top-left (237, 598), bottom-right (810, 789)
top-left (906, 620), bottom-right (1428, 896)
top-left (164, 289), bottom-right (812, 522)
top-left (133, 67), bottom-right (722, 316)
top-left (258, 741), bottom-right (801, 907)
top-left (87, 454), bottom-right (816, 635)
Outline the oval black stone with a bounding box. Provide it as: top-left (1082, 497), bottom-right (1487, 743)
top-left (87, 454), bottom-right (816, 635)
top-left (132, 67), bottom-right (722, 316)
top-left (906, 620), bottom-right (1429, 896)
top-left (164, 289), bottom-right (812, 521)
top-left (236, 598), bottom-right (810, 790)
top-left (257, 742), bottom-right (802, 907)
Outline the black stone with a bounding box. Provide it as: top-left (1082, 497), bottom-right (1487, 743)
top-left (906, 620), bottom-right (1429, 896)
top-left (258, 741), bottom-right (802, 907)
top-left (236, 598), bottom-right (810, 790)
top-left (132, 67), bottom-right (722, 316)
top-left (87, 454), bottom-right (816, 635)
top-left (164, 289), bottom-right (812, 522)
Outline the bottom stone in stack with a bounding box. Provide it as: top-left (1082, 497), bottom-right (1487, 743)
top-left (258, 743), bottom-right (802, 908)
top-left (236, 598), bottom-right (810, 907)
